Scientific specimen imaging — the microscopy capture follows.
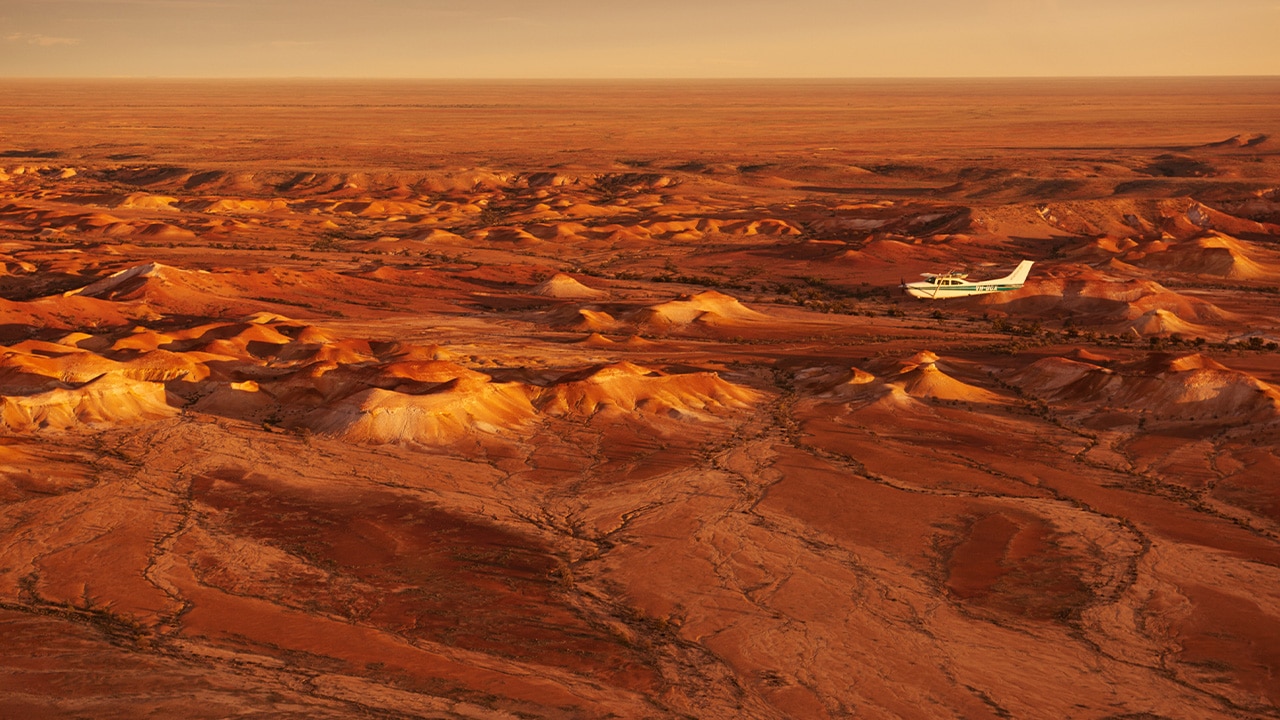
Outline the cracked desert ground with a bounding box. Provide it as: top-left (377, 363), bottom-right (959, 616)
top-left (1, 78), bottom-right (1280, 719)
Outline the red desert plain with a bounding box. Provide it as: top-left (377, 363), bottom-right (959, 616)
top-left (1, 78), bottom-right (1280, 719)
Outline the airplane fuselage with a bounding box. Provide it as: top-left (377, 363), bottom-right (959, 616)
top-left (902, 260), bottom-right (1034, 299)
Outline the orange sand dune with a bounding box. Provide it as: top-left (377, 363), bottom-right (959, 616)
top-left (972, 269), bottom-right (1232, 330)
top-left (537, 361), bottom-right (758, 419)
top-left (889, 352), bottom-right (1005, 403)
top-left (0, 373), bottom-right (176, 430)
top-left (533, 272), bottom-right (608, 299)
top-left (303, 378), bottom-right (538, 445)
top-left (1011, 352), bottom-right (1280, 422)
top-left (819, 351), bottom-right (1006, 405)
top-left (1125, 308), bottom-right (1217, 337)
top-left (1129, 232), bottom-right (1276, 279)
top-left (633, 290), bottom-right (769, 332)
top-left (552, 307), bottom-right (622, 332)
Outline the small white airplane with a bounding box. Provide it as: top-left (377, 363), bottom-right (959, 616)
top-left (902, 260), bottom-right (1034, 299)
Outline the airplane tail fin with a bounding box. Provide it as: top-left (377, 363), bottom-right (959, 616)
top-left (1002, 260), bottom-right (1034, 286)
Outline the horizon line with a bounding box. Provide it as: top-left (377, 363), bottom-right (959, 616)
top-left (2, 74), bottom-right (1279, 82)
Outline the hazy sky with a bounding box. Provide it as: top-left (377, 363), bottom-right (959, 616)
top-left (2, 0), bottom-right (1278, 78)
